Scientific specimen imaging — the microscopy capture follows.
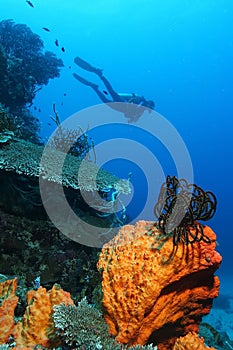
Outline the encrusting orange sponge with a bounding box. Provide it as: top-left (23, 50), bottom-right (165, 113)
top-left (0, 278), bottom-right (18, 344)
top-left (173, 332), bottom-right (216, 349)
top-left (97, 220), bottom-right (222, 348)
top-left (13, 284), bottom-right (74, 348)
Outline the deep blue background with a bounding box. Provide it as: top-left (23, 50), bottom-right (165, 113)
top-left (1, 0), bottom-right (233, 278)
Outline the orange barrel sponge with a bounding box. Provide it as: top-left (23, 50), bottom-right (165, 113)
top-left (0, 277), bottom-right (18, 343)
top-left (13, 284), bottom-right (74, 348)
top-left (97, 220), bottom-right (222, 348)
top-left (173, 332), bottom-right (216, 350)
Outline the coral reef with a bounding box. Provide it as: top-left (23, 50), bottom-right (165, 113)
top-left (0, 104), bottom-right (15, 134)
top-left (13, 284), bottom-right (74, 348)
top-left (0, 278), bottom-right (227, 349)
top-left (0, 138), bottom-right (129, 193)
top-left (0, 103), bottom-right (38, 144)
top-left (0, 130), bottom-right (14, 145)
top-left (0, 279), bottom-right (157, 349)
top-left (0, 98), bottom-right (40, 144)
top-left (173, 332), bottom-right (216, 349)
top-left (0, 172), bottom-right (224, 349)
top-left (97, 220), bottom-right (221, 348)
top-left (0, 139), bottom-right (131, 309)
top-left (53, 298), bottom-right (158, 349)
top-left (0, 138), bottom-right (130, 225)
top-left (0, 207), bottom-right (102, 306)
top-left (53, 297), bottom-right (110, 349)
top-left (0, 278), bottom-right (18, 343)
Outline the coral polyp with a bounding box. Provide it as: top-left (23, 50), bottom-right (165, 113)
top-left (154, 176), bottom-right (217, 245)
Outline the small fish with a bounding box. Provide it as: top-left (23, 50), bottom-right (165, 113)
top-left (55, 39), bottom-right (59, 47)
top-left (26, 0), bottom-right (34, 7)
top-left (47, 122), bottom-right (52, 126)
top-left (68, 66), bottom-right (71, 69)
top-left (63, 93), bottom-right (67, 96)
top-left (38, 108), bottom-right (41, 112)
top-left (103, 90), bottom-right (108, 95)
top-left (61, 47), bottom-right (65, 52)
top-left (42, 27), bottom-right (50, 32)
top-left (34, 106), bottom-right (37, 110)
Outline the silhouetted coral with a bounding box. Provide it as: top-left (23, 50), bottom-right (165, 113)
top-left (0, 20), bottom-right (63, 110)
top-left (0, 19), bottom-right (63, 143)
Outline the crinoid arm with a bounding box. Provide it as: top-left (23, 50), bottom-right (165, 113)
top-left (154, 176), bottom-right (217, 245)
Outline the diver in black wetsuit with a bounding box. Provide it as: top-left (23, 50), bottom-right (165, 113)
top-left (73, 56), bottom-right (155, 122)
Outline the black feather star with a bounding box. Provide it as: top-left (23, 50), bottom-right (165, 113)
top-left (154, 175), bottom-right (217, 245)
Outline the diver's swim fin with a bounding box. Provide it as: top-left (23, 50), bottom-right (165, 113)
top-left (73, 73), bottom-right (98, 89)
top-left (74, 56), bottom-right (103, 76)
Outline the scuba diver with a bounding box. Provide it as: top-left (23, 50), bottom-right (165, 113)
top-left (73, 56), bottom-right (155, 123)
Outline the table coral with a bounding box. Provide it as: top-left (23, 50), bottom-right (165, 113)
top-left (0, 278), bottom-right (18, 343)
top-left (97, 220), bottom-right (222, 348)
top-left (12, 284), bottom-right (74, 348)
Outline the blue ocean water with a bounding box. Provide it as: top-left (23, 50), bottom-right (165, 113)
top-left (1, 0), bottom-right (233, 283)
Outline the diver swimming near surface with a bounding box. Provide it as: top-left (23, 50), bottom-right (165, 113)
top-left (73, 56), bottom-right (155, 123)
